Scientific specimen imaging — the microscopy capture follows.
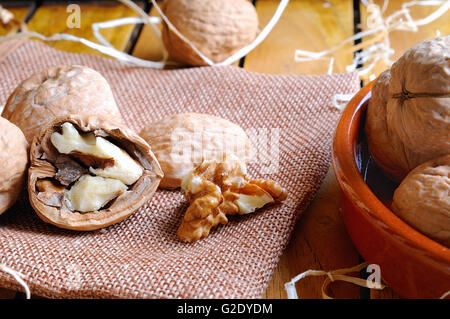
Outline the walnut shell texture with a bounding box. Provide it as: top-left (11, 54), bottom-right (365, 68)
top-left (387, 36), bottom-right (449, 156)
top-left (0, 117), bottom-right (28, 215)
top-left (161, 0), bottom-right (259, 66)
top-left (2, 65), bottom-right (123, 143)
top-left (365, 36), bottom-right (450, 182)
top-left (392, 155), bottom-right (450, 247)
top-left (140, 113), bottom-right (253, 189)
top-left (28, 114), bottom-right (163, 231)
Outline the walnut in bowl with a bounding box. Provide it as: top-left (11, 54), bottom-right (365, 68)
top-left (365, 36), bottom-right (449, 182)
top-left (392, 155), bottom-right (450, 247)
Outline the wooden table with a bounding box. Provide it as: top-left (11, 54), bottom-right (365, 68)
top-left (0, 0), bottom-right (448, 299)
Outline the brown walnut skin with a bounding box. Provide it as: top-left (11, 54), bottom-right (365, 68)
top-left (0, 117), bottom-right (28, 215)
top-left (140, 113), bottom-right (253, 189)
top-left (392, 155), bottom-right (450, 247)
top-left (161, 0), bottom-right (259, 66)
top-left (28, 114), bottom-right (164, 231)
top-left (365, 71), bottom-right (421, 182)
top-left (365, 36), bottom-right (450, 182)
top-left (2, 65), bottom-right (123, 143)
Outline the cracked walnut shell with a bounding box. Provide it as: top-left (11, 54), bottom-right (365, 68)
top-left (140, 113), bottom-right (253, 189)
top-left (28, 114), bottom-right (163, 231)
top-left (178, 156), bottom-right (287, 242)
top-left (2, 65), bottom-right (123, 143)
top-left (0, 117), bottom-right (28, 215)
top-left (161, 0), bottom-right (259, 66)
top-left (392, 155), bottom-right (450, 247)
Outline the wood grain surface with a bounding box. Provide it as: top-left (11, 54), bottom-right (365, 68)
top-left (0, 0), bottom-right (448, 299)
top-left (26, 2), bottom-right (143, 56)
top-left (0, 5), bottom-right (30, 36)
top-left (359, 0), bottom-right (450, 83)
top-left (245, 0), bottom-right (361, 299)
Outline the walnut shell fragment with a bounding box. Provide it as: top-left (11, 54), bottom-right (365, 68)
top-left (0, 117), bottom-right (28, 215)
top-left (140, 113), bottom-right (253, 189)
top-left (392, 155), bottom-right (450, 247)
top-left (2, 65), bottom-right (123, 143)
top-left (161, 0), bottom-right (259, 66)
top-left (365, 36), bottom-right (450, 182)
top-left (28, 115), bottom-right (163, 231)
top-left (178, 156), bottom-right (287, 242)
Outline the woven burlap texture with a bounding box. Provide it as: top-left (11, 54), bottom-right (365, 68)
top-left (0, 40), bottom-right (359, 299)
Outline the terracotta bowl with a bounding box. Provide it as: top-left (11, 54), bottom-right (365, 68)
top-left (332, 82), bottom-right (450, 299)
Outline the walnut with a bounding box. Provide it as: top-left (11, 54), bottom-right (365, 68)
top-left (178, 156), bottom-right (287, 242)
top-left (28, 114), bottom-right (163, 231)
top-left (365, 37), bottom-right (450, 182)
top-left (392, 155), bottom-right (450, 247)
top-left (2, 65), bottom-right (123, 143)
top-left (140, 113), bottom-right (253, 189)
top-left (161, 0), bottom-right (259, 66)
top-left (0, 117), bottom-right (28, 215)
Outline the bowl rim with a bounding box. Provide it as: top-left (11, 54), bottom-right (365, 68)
top-left (332, 81), bottom-right (450, 261)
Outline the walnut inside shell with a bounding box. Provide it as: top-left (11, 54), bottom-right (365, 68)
top-left (2, 65), bottom-right (123, 143)
top-left (28, 115), bottom-right (163, 231)
top-left (392, 155), bottom-right (450, 247)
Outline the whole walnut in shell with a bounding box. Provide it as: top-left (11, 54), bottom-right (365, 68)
top-left (161, 0), bottom-right (259, 66)
top-left (392, 155), bottom-right (450, 247)
top-left (140, 113), bottom-right (253, 189)
top-left (0, 117), bottom-right (28, 215)
top-left (2, 65), bottom-right (123, 143)
top-left (365, 36), bottom-right (450, 182)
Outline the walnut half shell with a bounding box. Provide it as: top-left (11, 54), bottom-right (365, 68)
top-left (28, 114), bottom-right (163, 231)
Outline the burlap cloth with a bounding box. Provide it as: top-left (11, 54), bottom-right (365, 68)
top-left (0, 40), bottom-right (359, 299)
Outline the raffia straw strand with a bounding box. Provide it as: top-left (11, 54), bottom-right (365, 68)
top-left (146, 0), bottom-right (290, 66)
top-left (0, 5), bottom-right (28, 34)
top-left (285, 262), bottom-right (386, 299)
top-left (294, 0), bottom-right (449, 78)
top-left (332, 93), bottom-right (357, 111)
top-left (439, 290), bottom-right (450, 299)
top-left (0, 264), bottom-right (30, 299)
top-left (0, 0), bottom-right (289, 69)
top-left (116, 0), bottom-right (168, 61)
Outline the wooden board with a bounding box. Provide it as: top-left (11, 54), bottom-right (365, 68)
top-left (244, 0), bottom-right (361, 299)
top-left (132, 5), bottom-right (166, 62)
top-left (245, 0), bottom-right (355, 75)
top-left (360, 0), bottom-right (450, 83)
top-left (26, 2), bottom-right (142, 56)
top-left (0, 6), bottom-right (30, 36)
